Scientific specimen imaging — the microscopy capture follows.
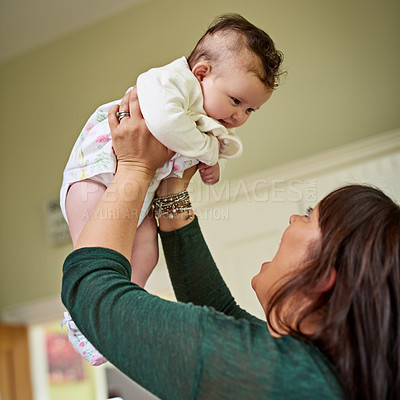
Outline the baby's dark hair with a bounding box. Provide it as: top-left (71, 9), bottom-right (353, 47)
top-left (188, 14), bottom-right (284, 90)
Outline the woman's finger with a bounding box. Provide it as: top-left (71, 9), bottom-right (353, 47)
top-left (129, 85), bottom-right (138, 100)
top-left (108, 104), bottom-right (120, 131)
top-left (119, 88), bottom-right (131, 112)
top-left (109, 88), bottom-right (133, 129)
top-left (128, 86), bottom-right (143, 119)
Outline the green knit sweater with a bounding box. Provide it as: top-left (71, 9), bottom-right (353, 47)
top-left (61, 217), bottom-right (345, 400)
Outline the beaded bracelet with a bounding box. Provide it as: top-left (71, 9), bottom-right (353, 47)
top-left (152, 190), bottom-right (194, 220)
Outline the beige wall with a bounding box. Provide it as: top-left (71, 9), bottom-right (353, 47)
top-left (0, 0), bottom-right (399, 309)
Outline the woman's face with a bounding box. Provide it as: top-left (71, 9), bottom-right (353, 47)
top-left (251, 207), bottom-right (321, 317)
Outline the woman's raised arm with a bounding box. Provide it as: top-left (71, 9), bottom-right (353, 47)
top-left (74, 88), bottom-right (173, 260)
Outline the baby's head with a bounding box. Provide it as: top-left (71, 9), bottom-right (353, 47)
top-left (188, 14), bottom-right (284, 129)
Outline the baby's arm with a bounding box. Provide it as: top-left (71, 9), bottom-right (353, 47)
top-left (137, 67), bottom-right (220, 166)
top-left (198, 162), bottom-right (220, 185)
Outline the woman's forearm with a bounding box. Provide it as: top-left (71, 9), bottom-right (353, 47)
top-left (75, 165), bottom-right (152, 261)
top-left (159, 218), bottom-right (264, 324)
top-left (156, 166), bottom-right (197, 232)
top-left (154, 169), bottom-right (260, 320)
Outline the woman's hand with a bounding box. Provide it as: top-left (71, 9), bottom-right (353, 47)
top-left (156, 165), bottom-right (198, 197)
top-left (109, 87), bottom-right (175, 178)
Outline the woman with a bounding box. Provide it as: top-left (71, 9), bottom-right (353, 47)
top-left (61, 89), bottom-right (400, 400)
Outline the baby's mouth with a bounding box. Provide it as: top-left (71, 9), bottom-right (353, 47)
top-left (218, 119), bottom-right (231, 128)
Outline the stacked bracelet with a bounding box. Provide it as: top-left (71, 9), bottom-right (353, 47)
top-left (152, 190), bottom-right (194, 220)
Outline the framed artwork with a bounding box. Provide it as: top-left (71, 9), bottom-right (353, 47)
top-left (45, 332), bottom-right (85, 383)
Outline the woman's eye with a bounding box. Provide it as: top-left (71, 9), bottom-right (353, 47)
top-left (305, 207), bottom-right (313, 217)
top-left (247, 108), bottom-right (255, 113)
top-left (232, 97), bottom-right (240, 105)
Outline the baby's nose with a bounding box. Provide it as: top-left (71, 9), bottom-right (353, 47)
top-left (232, 110), bottom-right (247, 126)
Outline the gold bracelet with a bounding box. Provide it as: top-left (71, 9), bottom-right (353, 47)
top-left (153, 190), bottom-right (194, 220)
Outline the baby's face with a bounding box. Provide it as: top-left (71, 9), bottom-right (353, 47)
top-left (200, 66), bottom-right (272, 129)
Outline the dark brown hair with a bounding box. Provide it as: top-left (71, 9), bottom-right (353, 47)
top-left (267, 184), bottom-right (400, 400)
top-left (187, 14), bottom-right (284, 90)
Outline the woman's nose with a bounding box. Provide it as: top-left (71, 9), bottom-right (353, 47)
top-left (289, 214), bottom-right (300, 224)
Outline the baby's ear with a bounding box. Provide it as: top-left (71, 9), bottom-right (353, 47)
top-left (192, 62), bottom-right (211, 82)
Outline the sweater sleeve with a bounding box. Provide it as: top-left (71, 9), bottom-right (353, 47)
top-left (61, 247), bottom-right (205, 400)
top-left (137, 66), bottom-right (220, 166)
top-left (159, 217), bottom-right (265, 325)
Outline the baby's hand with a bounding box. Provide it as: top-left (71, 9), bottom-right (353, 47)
top-left (198, 162), bottom-right (220, 185)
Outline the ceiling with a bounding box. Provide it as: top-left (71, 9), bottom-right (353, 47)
top-left (0, 0), bottom-right (147, 64)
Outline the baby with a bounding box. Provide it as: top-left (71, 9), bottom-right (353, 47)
top-left (60, 13), bottom-right (283, 365)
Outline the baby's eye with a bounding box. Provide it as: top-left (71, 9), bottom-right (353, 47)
top-left (232, 97), bottom-right (241, 105)
top-left (246, 108), bottom-right (255, 113)
top-left (305, 207), bottom-right (314, 217)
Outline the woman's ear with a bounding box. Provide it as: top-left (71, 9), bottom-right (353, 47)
top-left (319, 268), bottom-right (337, 292)
top-left (192, 62), bottom-right (211, 82)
